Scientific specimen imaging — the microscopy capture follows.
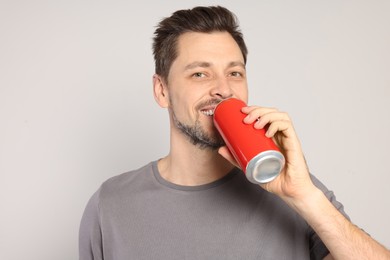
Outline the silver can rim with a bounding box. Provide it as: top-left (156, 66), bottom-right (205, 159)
top-left (245, 150), bottom-right (285, 184)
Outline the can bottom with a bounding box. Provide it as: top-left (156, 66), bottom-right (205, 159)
top-left (245, 150), bottom-right (285, 184)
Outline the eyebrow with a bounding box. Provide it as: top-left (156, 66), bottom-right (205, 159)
top-left (184, 61), bottom-right (211, 71)
top-left (184, 61), bottom-right (246, 71)
top-left (228, 61), bottom-right (246, 69)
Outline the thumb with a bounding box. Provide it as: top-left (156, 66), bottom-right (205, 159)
top-left (218, 146), bottom-right (240, 169)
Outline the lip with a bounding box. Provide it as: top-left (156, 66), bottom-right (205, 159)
top-left (201, 105), bottom-right (217, 111)
top-left (197, 99), bottom-right (224, 116)
top-left (200, 106), bottom-right (216, 116)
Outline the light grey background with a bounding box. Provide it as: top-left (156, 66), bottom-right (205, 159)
top-left (1, 0), bottom-right (389, 259)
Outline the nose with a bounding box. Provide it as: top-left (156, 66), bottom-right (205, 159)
top-left (210, 77), bottom-right (233, 99)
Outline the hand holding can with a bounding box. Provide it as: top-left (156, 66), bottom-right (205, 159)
top-left (213, 98), bottom-right (285, 184)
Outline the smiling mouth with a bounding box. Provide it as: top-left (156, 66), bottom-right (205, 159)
top-left (201, 109), bottom-right (215, 116)
top-left (198, 99), bottom-right (223, 117)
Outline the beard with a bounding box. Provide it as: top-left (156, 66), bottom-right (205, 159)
top-left (170, 99), bottom-right (225, 150)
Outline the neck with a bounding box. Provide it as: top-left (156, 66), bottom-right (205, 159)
top-left (157, 131), bottom-right (234, 186)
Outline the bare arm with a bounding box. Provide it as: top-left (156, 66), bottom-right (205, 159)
top-left (291, 185), bottom-right (390, 260)
top-left (218, 105), bottom-right (390, 260)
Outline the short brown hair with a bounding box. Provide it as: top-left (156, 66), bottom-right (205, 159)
top-left (152, 6), bottom-right (248, 82)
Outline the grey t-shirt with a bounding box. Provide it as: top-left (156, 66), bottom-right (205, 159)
top-left (79, 161), bottom-right (348, 260)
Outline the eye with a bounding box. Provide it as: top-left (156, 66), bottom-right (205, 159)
top-left (230, 71), bottom-right (243, 77)
top-left (192, 72), bottom-right (206, 78)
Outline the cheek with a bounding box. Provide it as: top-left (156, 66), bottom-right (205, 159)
top-left (232, 84), bottom-right (248, 102)
top-left (169, 93), bottom-right (192, 119)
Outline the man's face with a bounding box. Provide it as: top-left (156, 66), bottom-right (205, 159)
top-left (166, 31), bottom-right (248, 150)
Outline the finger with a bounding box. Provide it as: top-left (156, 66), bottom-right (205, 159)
top-left (254, 112), bottom-right (290, 129)
top-left (242, 107), bottom-right (278, 124)
top-left (265, 120), bottom-right (291, 138)
top-left (260, 183), bottom-right (272, 193)
top-left (241, 106), bottom-right (278, 114)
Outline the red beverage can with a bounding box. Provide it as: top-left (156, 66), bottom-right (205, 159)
top-left (213, 98), bottom-right (285, 184)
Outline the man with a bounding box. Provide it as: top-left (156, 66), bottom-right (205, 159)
top-left (79, 6), bottom-right (390, 259)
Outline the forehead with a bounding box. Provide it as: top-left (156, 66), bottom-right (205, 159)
top-left (174, 31), bottom-right (244, 65)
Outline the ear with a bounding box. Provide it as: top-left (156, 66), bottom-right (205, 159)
top-left (153, 74), bottom-right (169, 108)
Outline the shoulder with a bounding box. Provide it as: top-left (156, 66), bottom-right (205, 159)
top-left (104, 161), bottom-right (154, 186)
top-left (97, 161), bottom-right (156, 202)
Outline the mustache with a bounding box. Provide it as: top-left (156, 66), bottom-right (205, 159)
top-left (195, 98), bottom-right (224, 110)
